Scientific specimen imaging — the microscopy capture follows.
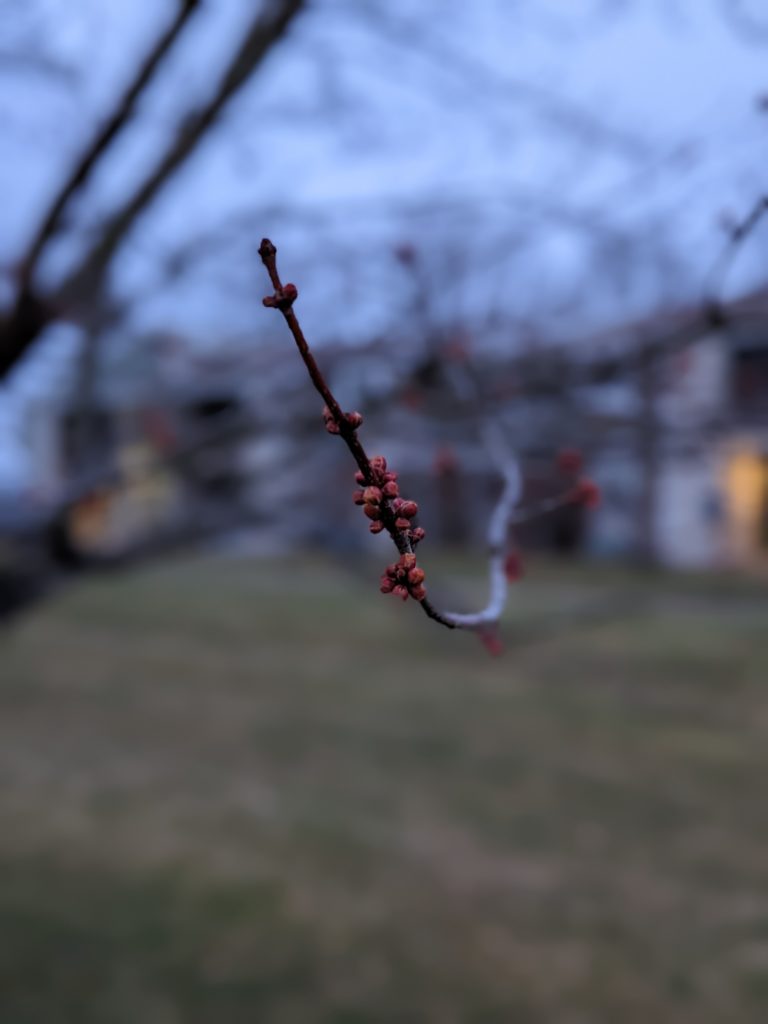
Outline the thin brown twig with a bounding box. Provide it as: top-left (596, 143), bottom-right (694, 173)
top-left (258, 239), bottom-right (597, 642)
top-left (258, 238), bottom-right (456, 630)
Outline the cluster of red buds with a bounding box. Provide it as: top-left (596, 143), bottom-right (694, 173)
top-left (350, 455), bottom-right (428, 601)
top-left (379, 553), bottom-right (427, 602)
top-left (557, 448), bottom-right (601, 510)
top-left (351, 455), bottom-right (426, 543)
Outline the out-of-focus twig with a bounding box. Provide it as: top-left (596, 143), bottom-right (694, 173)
top-left (704, 194), bottom-right (768, 322)
top-left (439, 362), bottom-right (521, 633)
top-left (439, 361), bottom-right (593, 645)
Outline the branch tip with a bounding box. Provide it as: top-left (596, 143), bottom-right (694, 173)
top-left (258, 238), bottom-right (277, 261)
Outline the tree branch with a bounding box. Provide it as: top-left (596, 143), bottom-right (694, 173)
top-left (0, 0), bottom-right (306, 380)
top-left (258, 238), bottom-right (456, 630)
top-left (704, 194), bottom-right (768, 319)
top-left (60, 0), bottom-right (305, 313)
top-left (17, 1), bottom-right (202, 293)
top-left (437, 362), bottom-right (594, 642)
top-left (258, 238), bottom-right (597, 646)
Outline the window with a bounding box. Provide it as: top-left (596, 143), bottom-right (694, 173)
top-left (733, 346), bottom-right (768, 415)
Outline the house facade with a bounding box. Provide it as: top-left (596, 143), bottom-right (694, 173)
top-left (9, 298), bottom-right (768, 572)
top-left (585, 306), bottom-right (768, 569)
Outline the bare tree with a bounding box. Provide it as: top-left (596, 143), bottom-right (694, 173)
top-left (0, 0), bottom-right (305, 379)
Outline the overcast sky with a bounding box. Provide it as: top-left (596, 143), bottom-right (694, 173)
top-left (1, 0), bottom-right (766, 485)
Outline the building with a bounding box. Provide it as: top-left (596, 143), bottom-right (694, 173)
top-left (7, 288), bottom-right (768, 572)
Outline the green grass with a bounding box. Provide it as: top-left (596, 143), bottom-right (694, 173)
top-left (1, 552), bottom-right (767, 1023)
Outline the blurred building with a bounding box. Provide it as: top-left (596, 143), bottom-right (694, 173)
top-left (570, 288), bottom-right (768, 569)
top-left (354, 290), bottom-right (768, 571)
top-left (6, 291), bottom-right (768, 573)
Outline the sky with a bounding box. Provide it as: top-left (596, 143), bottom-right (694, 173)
top-left (0, 0), bottom-right (767, 486)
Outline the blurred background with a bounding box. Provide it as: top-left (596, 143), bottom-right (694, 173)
top-left (1, 1), bottom-right (767, 1020)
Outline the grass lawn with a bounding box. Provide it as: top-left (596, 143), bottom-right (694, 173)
top-left (1, 552), bottom-right (767, 1023)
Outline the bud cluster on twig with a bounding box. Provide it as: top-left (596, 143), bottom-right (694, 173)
top-left (380, 552), bottom-right (427, 602)
top-left (258, 237), bottom-right (599, 650)
top-left (350, 457), bottom-right (428, 597)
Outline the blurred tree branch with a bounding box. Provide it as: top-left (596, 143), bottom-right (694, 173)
top-left (720, 0), bottom-right (768, 45)
top-left (16, 1), bottom-right (203, 298)
top-left (0, 0), bottom-right (306, 380)
top-left (357, 5), bottom-right (652, 159)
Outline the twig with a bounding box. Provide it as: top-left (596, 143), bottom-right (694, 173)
top-left (258, 238), bottom-right (456, 630)
top-left (258, 239), bottom-right (596, 644)
top-left (438, 362), bottom-right (590, 637)
top-left (437, 362), bottom-right (521, 632)
top-left (704, 194), bottom-right (768, 322)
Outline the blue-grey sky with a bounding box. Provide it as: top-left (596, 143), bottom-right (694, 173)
top-left (1, 0), bottom-right (767, 484)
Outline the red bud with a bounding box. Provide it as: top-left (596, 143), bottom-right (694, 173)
top-left (571, 478), bottom-right (601, 509)
top-left (557, 447), bottom-right (583, 476)
top-left (504, 551), bottom-right (523, 581)
top-left (478, 626), bottom-right (503, 657)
